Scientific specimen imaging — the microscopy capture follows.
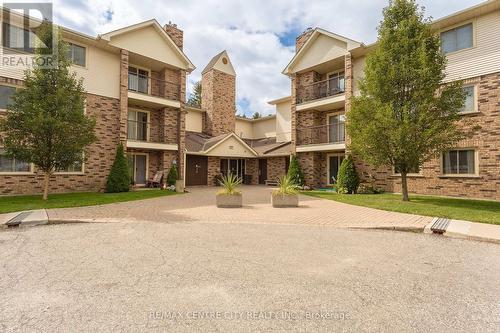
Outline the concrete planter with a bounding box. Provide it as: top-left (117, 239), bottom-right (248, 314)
top-left (271, 193), bottom-right (299, 208)
top-left (216, 193), bottom-right (242, 208)
top-left (175, 180), bottom-right (185, 193)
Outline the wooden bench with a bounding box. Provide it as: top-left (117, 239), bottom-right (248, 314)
top-left (265, 179), bottom-right (279, 186)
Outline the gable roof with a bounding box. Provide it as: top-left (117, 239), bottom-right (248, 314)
top-left (201, 50), bottom-right (236, 76)
top-left (100, 19), bottom-right (195, 72)
top-left (185, 132), bottom-right (258, 156)
top-left (283, 28), bottom-right (363, 75)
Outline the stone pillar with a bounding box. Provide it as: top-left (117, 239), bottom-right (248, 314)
top-left (290, 74), bottom-right (297, 153)
top-left (177, 69), bottom-right (187, 181)
top-left (344, 53), bottom-right (353, 147)
top-left (119, 49), bottom-right (129, 145)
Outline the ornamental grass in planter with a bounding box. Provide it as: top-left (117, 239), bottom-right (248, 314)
top-left (272, 175), bottom-right (299, 208)
top-left (216, 174), bottom-right (242, 208)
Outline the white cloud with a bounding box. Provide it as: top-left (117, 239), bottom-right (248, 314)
top-left (52, 0), bottom-right (483, 116)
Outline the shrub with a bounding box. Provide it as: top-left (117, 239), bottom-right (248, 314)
top-left (273, 174), bottom-right (299, 196)
top-left (337, 155), bottom-right (359, 194)
top-left (166, 164), bottom-right (178, 186)
top-left (106, 143), bottom-right (130, 193)
top-left (287, 155), bottom-right (305, 186)
top-left (218, 174), bottom-right (242, 195)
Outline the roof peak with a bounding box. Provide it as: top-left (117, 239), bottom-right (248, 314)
top-left (201, 50), bottom-right (236, 76)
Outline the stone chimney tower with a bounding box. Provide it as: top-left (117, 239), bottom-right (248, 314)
top-left (296, 27), bottom-right (314, 52)
top-left (201, 50), bottom-right (236, 136)
top-left (163, 22), bottom-right (183, 49)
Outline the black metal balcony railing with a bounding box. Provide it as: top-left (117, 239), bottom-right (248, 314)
top-left (128, 73), bottom-right (181, 101)
top-left (296, 122), bottom-right (345, 146)
top-left (297, 78), bottom-right (345, 104)
top-left (127, 120), bottom-right (149, 141)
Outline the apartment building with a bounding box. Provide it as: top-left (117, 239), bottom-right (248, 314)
top-left (281, 0), bottom-right (500, 200)
top-left (0, 10), bottom-right (194, 194)
top-left (183, 51), bottom-right (291, 186)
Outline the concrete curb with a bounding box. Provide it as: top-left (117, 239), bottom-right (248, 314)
top-left (424, 218), bottom-right (500, 244)
top-left (2, 210), bottom-right (48, 228)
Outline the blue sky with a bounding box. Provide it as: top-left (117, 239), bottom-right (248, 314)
top-left (51, 0), bottom-right (484, 116)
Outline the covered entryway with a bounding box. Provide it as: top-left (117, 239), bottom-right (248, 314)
top-left (186, 155), bottom-right (208, 186)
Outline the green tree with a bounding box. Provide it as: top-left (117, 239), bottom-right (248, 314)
top-left (252, 112), bottom-right (261, 119)
top-left (187, 81), bottom-right (202, 107)
top-left (166, 164), bottom-right (178, 186)
top-left (336, 155), bottom-right (359, 194)
top-left (287, 155), bottom-right (305, 186)
top-left (347, 0), bottom-right (468, 201)
top-left (106, 143), bottom-right (130, 193)
top-left (0, 22), bottom-right (96, 200)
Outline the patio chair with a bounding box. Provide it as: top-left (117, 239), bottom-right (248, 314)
top-left (146, 171), bottom-right (163, 188)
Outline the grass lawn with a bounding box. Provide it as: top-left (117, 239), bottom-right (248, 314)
top-left (0, 190), bottom-right (178, 214)
top-left (304, 191), bottom-right (500, 225)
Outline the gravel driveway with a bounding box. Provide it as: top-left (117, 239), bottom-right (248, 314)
top-left (1, 221), bottom-right (498, 332)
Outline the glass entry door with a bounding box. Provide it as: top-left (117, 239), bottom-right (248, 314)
top-left (128, 154), bottom-right (148, 185)
top-left (328, 155), bottom-right (345, 185)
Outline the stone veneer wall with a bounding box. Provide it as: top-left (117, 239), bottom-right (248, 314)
top-left (201, 69), bottom-right (236, 136)
top-left (207, 156), bottom-right (221, 186)
top-left (0, 93), bottom-right (121, 194)
top-left (266, 157), bottom-right (288, 183)
top-left (297, 152), bottom-right (327, 188)
top-left (245, 158), bottom-right (259, 185)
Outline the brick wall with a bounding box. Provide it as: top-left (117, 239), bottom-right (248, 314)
top-left (267, 157), bottom-right (288, 183)
top-left (0, 93), bottom-right (121, 194)
top-left (245, 158), bottom-right (259, 185)
top-left (201, 69), bottom-right (236, 136)
top-left (297, 152), bottom-right (327, 188)
top-left (207, 156), bottom-right (221, 186)
top-left (296, 28), bottom-right (314, 52)
top-left (163, 23), bottom-right (184, 49)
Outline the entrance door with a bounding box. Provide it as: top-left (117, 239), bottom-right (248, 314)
top-left (128, 154), bottom-right (148, 186)
top-left (186, 155), bottom-right (208, 186)
top-left (328, 155), bottom-right (345, 185)
top-left (258, 159), bottom-right (267, 184)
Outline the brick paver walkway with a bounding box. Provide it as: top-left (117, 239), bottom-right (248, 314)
top-left (47, 186), bottom-right (432, 229)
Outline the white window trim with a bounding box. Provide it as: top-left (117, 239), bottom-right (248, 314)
top-left (440, 19), bottom-right (477, 56)
top-left (127, 108), bottom-right (151, 142)
top-left (54, 153), bottom-right (86, 175)
top-left (128, 152), bottom-right (149, 186)
top-left (460, 84), bottom-right (479, 115)
top-left (392, 167), bottom-right (423, 178)
top-left (326, 111), bottom-right (346, 144)
top-left (326, 152), bottom-right (345, 186)
top-left (0, 146), bottom-right (34, 175)
top-left (440, 148), bottom-right (479, 178)
top-left (65, 39), bottom-right (88, 69)
top-left (128, 65), bottom-right (152, 95)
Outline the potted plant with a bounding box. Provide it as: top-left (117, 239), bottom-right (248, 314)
top-left (216, 174), bottom-right (242, 208)
top-left (271, 175), bottom-right (299, 208)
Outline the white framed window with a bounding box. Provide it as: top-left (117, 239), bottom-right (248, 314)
top-left (2, 23), bottom-right (38, 53)
top-left (0, 148), bottom-right (32, 173)
top-left (327, 153), bottom-right (344, 185)
top-left (67, 42), bottom-right (86, 67)
top-left (441, 23), bottom-right (473, 54)
top-left (127, 109), bottom-right (150, 141)
top-left (442, 149), bottom-right (477, 176)
top-left (459, 85), bottom-right (477, 114)
top-left (128, 66), bottom-right (150, 94)
top-left (0, 85), bottom-right (17, 110)
top-left (327, 113), bottom-right (346, 143)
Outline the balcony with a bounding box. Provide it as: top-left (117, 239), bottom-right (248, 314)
top-left (126, 119), bottom-right (178, 151)
top-left (296, 122), bottom-right (346, 152)
top-left (127, 73), bottom-right (181, 109)
top-left (296, 78), bottom-right (346, 111)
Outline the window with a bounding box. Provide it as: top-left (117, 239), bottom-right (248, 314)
top-left (328, 155), bottom-right (344, 184)
top-left (0, 148), bottom-right (30, 172)
top-left (220, 159), bottom-right (246, 179)
top-left (442, 149), bottom-right (476, 175)
top-left (127, 110), bottom-right (149, 141)
top-left (460, 85), bottom-right (476, 113)
top-left (441, 23), bottom-right (473, 54)
top-left (56, 160), bottom-right (83, 173)
top-left (0, 85), bottom-right (16, 109)
top-left (328, 114), bottom-right (346, 143)
top-left (128, 66), bottom-right (149, 94)
top-left (67, 43), bottom-right (86, 67)
top-left (2, 23), bottom-right (37, 53)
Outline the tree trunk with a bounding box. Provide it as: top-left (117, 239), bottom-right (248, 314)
top-left (401, 172), bottom-right (409, 202)
top-left (43, 172), bottom-right (50, 200)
